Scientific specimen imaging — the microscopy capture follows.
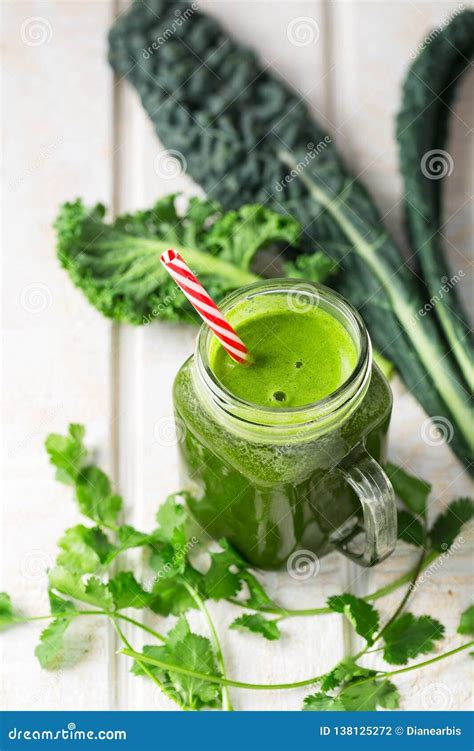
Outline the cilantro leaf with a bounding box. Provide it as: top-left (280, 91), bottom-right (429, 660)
top-left (49, 567), bottom-right (114, 612)
top-left (340, 679), bottom-right (399, 710)
top-left (385, 463), bottom-right (431, 515)
top-left (328, 594), bottom-right (380, 645)
top-left (108, 572), bottom-right (151, 609)
top-left (35, 618), bottom-right (72, 670)
top-left (239, 571), bottom-right (276, 610)
top-left (131, 618), bottom-right (219, 710)
top-left (457, 605), bottom-right (474, 636)
top-left (383, 613), bottom-right (445, 665)
top-left (321, 657), bottom-right (376, 691)
top-left (303, 692), bottom-right (345, 711)
top-left (0, 592), bottom-right (17, 630)
top-left (48, 590), bottom-right (77, 616)
top-left (397, 510), bottom-right (424, 547)
top-left (230, 613), bottom-right (280, 641)
top-left (429, 498), bottom-right (474, 552)
top-left (203, 544), bottom-right (243, 601)
top-left (45, 424), bottom-right (87, 485)
top-left (75, 466), bottom-right (122, 528)
top-left (149, 565), bottom-right (203, 616)
top-left (168, 633), bottom-right (221, 709)
top-left (155, 494), bottom-right (188, 549)
top-left (57, 525), bottom-right (114, 573)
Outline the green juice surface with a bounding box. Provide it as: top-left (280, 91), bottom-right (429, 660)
top-left (209, 298), bottom-right (358, 408)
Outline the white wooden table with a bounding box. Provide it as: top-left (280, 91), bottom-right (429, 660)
top-left (2, 0), bottom-right (473, 711)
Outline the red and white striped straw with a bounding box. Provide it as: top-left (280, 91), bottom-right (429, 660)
top-left (160, 249), bottom-right (252, 365)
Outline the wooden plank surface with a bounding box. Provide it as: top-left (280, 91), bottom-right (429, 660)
top-left (1, 0), bottom-right (472, 712)
top-left (1, 0), bottom-right (115, 709)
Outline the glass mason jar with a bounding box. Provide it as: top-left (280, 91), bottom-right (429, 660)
top-left (173, 280), bottom-right (396, 570)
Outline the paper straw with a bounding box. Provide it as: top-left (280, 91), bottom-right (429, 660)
top-left (160, 249), bottom-right (252, 364)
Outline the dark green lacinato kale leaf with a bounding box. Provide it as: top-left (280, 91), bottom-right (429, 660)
top-left (397, 9), bottom-right (474, 386)
top-left (108, 1), bottom-right (472, 470)
top-left (55, 194), bottom-right (335, 326)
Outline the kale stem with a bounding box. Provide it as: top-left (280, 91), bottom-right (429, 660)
top-left (182, 581), bottom-right (233, 711)
top-left (120, 648), bottom-right (324, 690)
top-left (111, 619), bottom-right (188, 711)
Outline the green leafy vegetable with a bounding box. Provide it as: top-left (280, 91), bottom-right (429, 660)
top-left (321, 657), bottom-right (375, 692)
top-left (49, 567), bottom-right (115, 612)
top-left (327, 594), bottom-right (379, 645)
top-left (57, 525), bottom-right (114, 573)
top-left (45, 423), bottom-right (87, 485)
top-left (397, 9), bottom-right (474, 385)
top-left (133, 617), bottom-right (221, 710)
top-left (3, 424), bottom-right (473, 713)
top-left (303, 692), bottom-right (345, 711)
top-left (230, 614), bottom-right (280, 641)
top-left (108, 572), bottom-right (151, 610)
top-left (35, 618), bottom-right (72, 670)
top-left (383, 613), bottom-right (444, 665)
top-left (338, 679), bottom-right (400, 711)
top-left (108, 1), bottom-right (473, 470)
top-left (75, 466), bottom-right (122, 529)
top-left (429, 498), bottom-right (474, 552)
top-left (0, 593), bottom-right (16, 630)
top-left (397, 510), bottom-right (424, 548)
top-left (458, 606), bottom-right (474, 637)
top-left (55, 196), bottom-right (335, 326)
top-left (385, 463), bottom-right (431, 516)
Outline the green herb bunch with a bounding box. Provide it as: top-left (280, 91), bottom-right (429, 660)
top-left (1, 425), bottom-right (473, 710)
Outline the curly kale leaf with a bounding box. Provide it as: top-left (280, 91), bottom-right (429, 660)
top-left (55, 194), bottom-right (336, 326)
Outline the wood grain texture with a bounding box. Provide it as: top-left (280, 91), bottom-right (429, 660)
top-left (1, 0), bottom-right (472, 711)
top-left (1, 0), bottom-right (115, 709)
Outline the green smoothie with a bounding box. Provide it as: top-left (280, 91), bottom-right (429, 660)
top-left (210, 299), bottom-right (358, 408)
top-left (173, 281), bottom-right (393, 569)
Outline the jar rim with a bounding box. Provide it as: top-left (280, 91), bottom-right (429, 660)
top-left (194, 279), bottom-right (372, 436)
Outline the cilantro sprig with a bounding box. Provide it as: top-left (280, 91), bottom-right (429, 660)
top-left (1, 425), bottom-right (472, 711)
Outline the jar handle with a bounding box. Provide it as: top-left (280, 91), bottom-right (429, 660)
top-left (334, 445), bottom-right (397, 566)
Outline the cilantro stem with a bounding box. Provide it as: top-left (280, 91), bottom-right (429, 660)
top-left (182, 581), bottom-right (233, 711)
top-left (120, 647), bottom-right (323, 690)
top-left (121, 639), bottom-right (474, 692)
top-left (342, 640), bottom-right (474, 694)
top-left (14, 609), bottom-right (166, 642)
top-left (229, 551), bottom-right (440, 619)
top-left (111, 619), bottom-right (188, 711)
